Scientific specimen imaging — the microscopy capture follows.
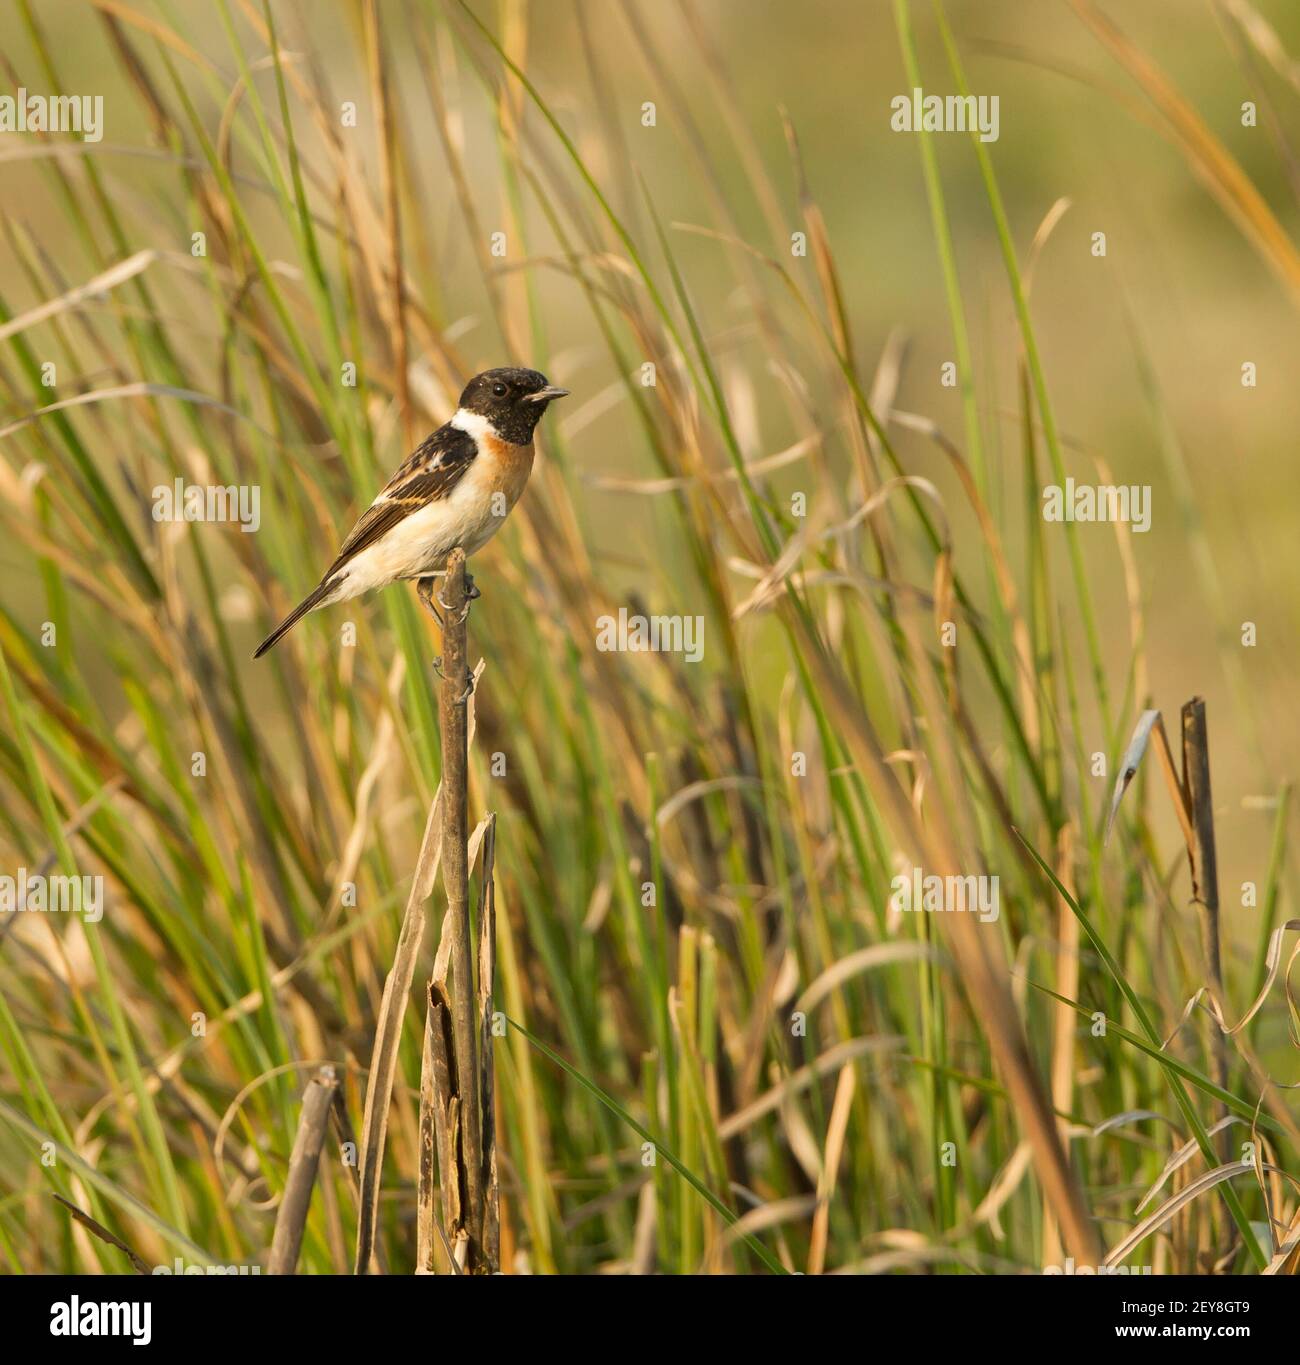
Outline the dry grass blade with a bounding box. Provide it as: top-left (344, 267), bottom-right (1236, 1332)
top-left (713, 1196), bottom-right (818, 1261)
top-left (1106, 1161), bottom-right (1296, 1266)
top-left (717, 1036), bottom-right (903, 1141)
top-left (0, 382), bottom-right (281, 443)
top-left (806, 1063), bottom-right (855, 1274)
top-left (1221, 0), bottom-right (1300, 94)
top-left (1070, 0), bottom-right (1300, 299)
top-left (967, 1143), bottom-right (1034, 1241)
top-left (1044, 826), bottom-right (1081, 1267)
top-left (1135, 1117), bottom-right (1243, 1215)
top-left (1159, 920), bottom-right (1300, 1047)
top-left (0, 248), bottom-right (158, 343)
top-left (1263, 1202), bottom-right (1300, 1275)
top-left (53, 1195), bottom-right (150, 1275)
top-left (794, 943), bottom-right (942, 1019)
top-left (630, 1182), bottom-right (657, 1275)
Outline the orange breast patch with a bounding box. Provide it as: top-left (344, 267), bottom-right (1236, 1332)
top-left (482, 435), bottom-right (535, 504)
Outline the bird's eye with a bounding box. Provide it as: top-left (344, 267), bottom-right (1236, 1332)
top-left (492, 382), bottom-right (507, 398)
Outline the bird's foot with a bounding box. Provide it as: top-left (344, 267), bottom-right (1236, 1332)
top-left (464, 571), bottom-right (481, 603)
top-left (456, 672), bottom-right (476, 707)
top-left (435, 584), bottom-right (474, 624)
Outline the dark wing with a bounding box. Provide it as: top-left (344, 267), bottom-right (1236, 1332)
top-left (324, 423), bottom-right (477, 580)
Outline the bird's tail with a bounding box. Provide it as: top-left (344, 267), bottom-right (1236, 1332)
top-left (253, 580), bottom-right (335, 658)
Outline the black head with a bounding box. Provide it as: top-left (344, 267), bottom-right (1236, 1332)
top-left (457, 367), bottom-right (570, 445)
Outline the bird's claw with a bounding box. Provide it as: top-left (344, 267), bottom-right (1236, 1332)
top-left (436, 591), bottom-right (475, 620)
top-left (436, 590), bottom-right (473, 624)
top-left (436, 569), bottom-right (478, 616)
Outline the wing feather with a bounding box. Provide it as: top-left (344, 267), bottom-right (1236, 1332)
top-left (324, 424), bottom-right (477, 580)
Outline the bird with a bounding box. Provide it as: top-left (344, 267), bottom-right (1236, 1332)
top-left (253, 367), bottom-right (568, 658)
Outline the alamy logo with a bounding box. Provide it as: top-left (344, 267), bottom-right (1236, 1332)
top-left (595, 607), bottom-right (704, 663)
top-left (890, 866), bottom-right (1000, 923)
top-left (1043, 1259), bottom-right (1152, 1275)
top-left (891, 88), bottom-right (999, 143)
top-left (0, 88), bottom-right (103, 143)
top-left (50, 1297), bottom-right (150, 1345)
top-left (153, 1258), bottom-right (261, 1275)
top-left (1042, 479), bottom-right (1151, 533)
top-left (153, 480), bottom-right (261, 533)
top-left (0, 868), bottom-right (103, 923)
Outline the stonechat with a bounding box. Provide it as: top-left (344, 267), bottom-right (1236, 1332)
top-left (253, 367), bottom-right (568, 657)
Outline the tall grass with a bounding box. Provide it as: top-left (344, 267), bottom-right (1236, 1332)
top-left (0, 0), bottom-right (1296, 1275)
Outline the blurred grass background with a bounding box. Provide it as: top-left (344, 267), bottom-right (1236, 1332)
top-left (0, 0), bottom-right (1297, 1274)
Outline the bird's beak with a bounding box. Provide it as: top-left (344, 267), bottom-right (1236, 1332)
top-left (524, 385), bottom-right (570, 403)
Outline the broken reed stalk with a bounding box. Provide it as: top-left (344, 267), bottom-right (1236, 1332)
top-left (354, 655), bottom-right (486, 1275)
top-left (269, 1064), bottom-right (340, 1274)
top-left (420, 547), bottom-right (497, 1272)
top-left (419, 816), bottom-right (499, 1272)
top-left (1181, 698), bottom-right (1230, 1160)
top-left (475, 817), bottom-right (500, 1270)
top-left (418, 981), bottom-right (456, 1272)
